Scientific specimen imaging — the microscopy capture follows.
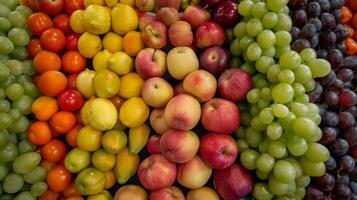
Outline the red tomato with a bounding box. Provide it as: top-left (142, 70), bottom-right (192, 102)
top-left (40, 28), bottom-right (66, 53)
top-left (53, 14), bottom-right (71, 34)
top-left (67, 74), bottom-right (78, 89)
top-left (28, 39), bottom-right (42, 58)
top-left (57, 89), bottom-right (84, 111)
top-left (62, 51), bottom-right (86, 73)
top-left (47, 164), bottom-right (72, 192)
top-left (351, 0), bottom-right (357, 11)
top-left (38, 0), bottom-right (64, 16)
top-left (27, 12), bottom-right (53, 36)
top-left (41, 139), bottom-right (67, 163)
top-left (65, 33), bottom-right (80, 51)
top-left (64, 0), bottom-right (84, 14)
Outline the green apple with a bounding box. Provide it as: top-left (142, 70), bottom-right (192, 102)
top-left (102, 130), bottom-right (127, 154)
top-left (87, 190), bottom-right (112, 200)
top-left (64, 148), bottom-right (91, 173)
top-left (77, 126), bottom-right (102, 152)
top-left (92, 149), bottom-right (115, 172)
top-left (75, 168), bottom-right (106, 195)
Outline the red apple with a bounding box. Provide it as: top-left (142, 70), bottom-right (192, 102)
top-left (199, 133), bottom-right (238, 169)
top-left (135, 48), bottom-right (167, 79)
top-left (149, 108), bottom-right (171, 135)
top-left (214, 164), bottom-right (253, 200)
top-left (142, 77), bottom-right (174, 107)
top-left (183, 5), bottom-right (211, 29)
top-left (157, 7), bottom-right (180, 27)
top-left (149, 186), bottom-right (185, 200)
top-left (201, 0), bottom-right (224, 8)
top-left (218, 69), bottom-right (252, 102)
top-left (177, 156), bottom-right (212, 189)
top-left (38, 0), bottom-right (64, 15)
top-left (165, 94), bottom-right (201, 131)
top-left (183, 70), bottom-right (217, 102)
top-left (159, 130), bottom-right (199, 164)
top-left (201, 98), bottom-right (240, 134)
top-left (168, 21), bottom-right (193, 47)
top-left (155, 0), bottom-right (181, 10)
top-left (213, 1), bottom-right (239, 28)
top-left (138, 154), bottom-right (177, 191)
top-left (147, 135), bottom-right (161, 154)
top-left (186, 187), bottom-right (220, 200)
top-left (139, 12), bottom-right (157, 31)
top-left (142, 21), bottom-right (168, 49)
top-left (199, 46), bottom-right (229, 76)
top-left (195, 22), bottom-right (225, 49)
top-left (174, 83), bottom-right (186, 96)
top-left (66, 33), bottom-right (80, 51)
top-left (136, 0), bottom-right (155, 11)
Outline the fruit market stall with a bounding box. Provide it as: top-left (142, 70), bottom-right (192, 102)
top-left (0, 0), bottom-right (356, 199)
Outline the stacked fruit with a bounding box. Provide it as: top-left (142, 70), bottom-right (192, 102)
top-left (340, 0), bottom-right (357, 55)
top-left (0, 1), bottom-right (50, 200)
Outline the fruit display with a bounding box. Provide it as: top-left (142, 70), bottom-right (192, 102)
top-left (1, 0), bottom-right (356, 199)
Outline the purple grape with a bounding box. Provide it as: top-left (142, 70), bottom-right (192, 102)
top-left (291, 26), bottom-right (301, 40)
top-left (293, 9), bottom-right (308, 28)
top-left (331, 138), bottom-right (349, 156)
top-left (344, 106), bottom-right (357, 118)
top-left (342, 126), bottom-right (357, 148)
top-left (322, 111), bottom-right (339, 127)
top-left (317, 0), bottom-right (331, 12)
top-left (288, 0), bottom-right (308, 8)
top-left (319, 71), bottom-right (337, 87)
top-left (308, 18), bottom-right (323, 31)
top-left (306, 2), bottom-right (321, 17)
top-left (339, 112), bottom-right (355, 130)
top-left (335, 184), bottom-right (352, 199)
top-left (327, 49), bottom-right (343, 69)
top-left (324, 90), bottom-right (339, 108)
top-left (337, 43), bottom-right (347, 54)
top-left (331, 79), bottom-right (344, 91)
top-left (330, 0), bottom-right (344, 9)
top-left (325, 156), bottom-right (337, 171)
top-left (332, 9), bottom-right (343, 21)
top-left (307, 186), bottom-right (324, 200)
top-left (337, 69), bottom-right (354, 82)
top-left (320, 31), bottom-right (337, 47)
top-left (292, 39), bottom-right (311, 52)
top-left (308, 82), bottom-right (323, 102)
top-left (317, 49), bottom-right (328, 58)
top-left (350, 168), bottom-right (357, 181)
top-left (320, 127), bottom-right (338, 145)
top-left (314, 173), bottom-right (336, 191)
top-left (336, 173), bottom-right (350, 185)
top-left (300, 23), bottom-right (318, 38)
top-left (339, 90), bottom-right (357, 107)
top-left (310, 34), bottom-right (320, 47)
top-left (321, 12), bottom-right (337, 30)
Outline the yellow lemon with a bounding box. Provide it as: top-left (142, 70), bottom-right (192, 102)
top-left (103, 32), bottom-right (123, 53)
top-left (104, 0), bottom-right (118, 8)
top-left (83, 5), bottom-right (111, 34)
top-left (119, 0), bottom-right (135, 6)
top-left (77, 126), bottom-right (102, 152)
top-left (107, 51), bottom-right (133, 75)
top-left (118, 73), bottom-right (144, 99)
top-left (119, 97), bottom-right (149, 128)
top-left (93, 49), bottom-right (112, 71)
top-left (111, 3), bottom-right (138, 35)
top-left (84, 0), bottom-right (105, 7)
top-left (78, 32), bottom-right (102, 58)
top-left (69, 10), bottom-right (86, 34)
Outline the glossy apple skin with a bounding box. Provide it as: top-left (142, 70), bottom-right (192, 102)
top-left (213, 1), bottom-right (239, 28)
top-left (167, 47), bottom-right (199, 80)
top-left (164, 94), bottom-right (201, 131)
top-left (139, 12), bottom-right (157, 31)
top-left (183, 70), bottom-right (217, 102)
top-left (149, 108), bottom-right (171, 135)
top-left (168, 21), bottom-right (193, 47)
top-left (135, 48), bottom-right (167, 79)
top-left (195, 22), bottom-right (225, 49)
top-left (159, 130), bottom-right (199, 164)
top-left (186, 187), bottom-right (220, 200)
top-left (142, 77), bottom-right (174, 108)
top-left (199, 132), bottom-right (238, 169)
top-left (39, 0), bottom-right (64, 15)
top-left (177, 156), bottom-right (212, 189)
top-left (214, 164), bottom-right (253, 200)
top-left (199, 46), bottom-right (229, 76)
top-left (155, 0), bottom-right (181, 10)
top-left (201, 0), bottom-right (224, 8)
top-left (174, 83), bottom-right (186, 96)
top-left (201, 98), bottom-right (240, 134)
top-left (218, 69), bottom-right (252, 102)
top-left (183, 5), bottom-right (211, 29)
top-left (157, 7), bottom-right (180, 27)
top-left (142, 21), bottom-right (168, 49)
top-left (149, 186), bottom-right (185, 200)
top-left (147, 135), bottom-right (161, 154)
top-left (138, 154), bottom-right (177, 191)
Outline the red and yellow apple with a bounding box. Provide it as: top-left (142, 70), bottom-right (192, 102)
top-left (157, 7), bottom-right (180, 27)
top-left (167, 47), bottom-right (199, 80)
top-left (174, 83), bottom-right (186, 95)
top-left (147, 135), bottom-right (161, 154)
top-left (186, 187), bottom-right (220, 200)
top-left (155, 0), bottom-right (181, 10)
top-left (142, 21), bottom-right (168, 49)
top-left (136, 0), bottom-right (155, 12)
top-left (218, 69), bottom-right (252, 102)
top-left (183, 69), bottom-right (217, 102)
top-left (183, 5), bottom-right (211, 29)
top-left (149, 186), bottom-right (185, 200)
top-left (149, 108), bottom-right (171, 135)
top-left (177, 156), bottom-right (212, 189)
top-left (195, 21), bottom-right (225, 48)
top-left (168, 21), bottom-right (193, 47)
top-left (135, 48), bottom-right (167, 79)
top-left (139, 12), bottom-right (157, 31)
top-left (142, 77), bottom-right (174, 107)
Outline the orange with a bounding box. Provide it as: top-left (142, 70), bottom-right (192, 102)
top-left (104, 171), bottom-right (116, 189)
top-left (39, 190), bottom-right (60, 200)
top-left (28, 121), bottom-right (52, 145)
top-left (123, 31), bottom-right (144, 56)
top-left (33, 50), bottom-right (61, 73)
top-left (50, 111), bottom-right (76, 134)
top-left (37, 71), bottom-right (67, 97)
top-left (66, 124), bottom-right (82, 147)
top-left (63, 183), bottom-right (82, 197)
top-left (32, 96), bottom-right (59, 121)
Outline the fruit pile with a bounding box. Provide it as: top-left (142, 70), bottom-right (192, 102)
top-left (340, 0), bottom-right (357, 55)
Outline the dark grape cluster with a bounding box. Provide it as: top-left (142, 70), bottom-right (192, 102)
top-left (290, 0), bottom-right (357, 199)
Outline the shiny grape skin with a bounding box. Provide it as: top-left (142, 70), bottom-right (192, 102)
top-left (320, 127), bottom-right (338, 145)
top-left (313, 173), bottom-right (336, 192)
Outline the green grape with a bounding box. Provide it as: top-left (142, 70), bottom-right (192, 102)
top-left (16, 75), bottom-right (31, 84)
top-left (275, 45), bottom-right (291, 58)
top-left (268, 175), bottom-right (290, 196)
top-left (304, 143), bottom-right (330, 162)
top-left (0, 163), bottom-right (9, 181)
top-left (233, 22), bottom-right (247, 39)
top-left (262, 12), bottom-right (278, 29)
top-left (279, 50), bottom-right (301, 69)
top-left (246, 127), bottom-right (263, 148)
top-left (0, 4), bottom-right (11, 17)
top-left (285, 158), bottom-right (303, 178)
top-left (294, 64), bottom-right (312, 84)
top-left (15, 5), bottom-right (33, 18)
top-left (0, 194), bottom-right (15, 200)
top-left (0, 113), bottom-right (13, 130)
top-left (5, 59), bottom-right (23, 76)
top-left (295, 94), bottom-right (310, 104)
top-left (256, 153), bottom-right (275, 173)
top-left (22, 82), bottom-right (40, 99)
top-left (0, 99), bottom-right (11, 112)
top-left (257, 99), bottom-right (270, 110)
top-left (300, 48), bottom-right (316, 62)
top-left (256, 169), bottom-right (270, 180)
top-left (303, 79), bottom-right (315, 92)
top-left (266, 64), bottom-right (280, 83)
top-left (230, 57), bottom-right (242, 68)
top-left (295, 175), bottom-right (310, 188)
top-left (251, 116), bottom-right (267, 131)
top-left (262, 46), bottom-right (276, 57)
top-left (252, 73), bottom-right (266, 83)
top-left (294, 187), bottom-right (306, 200)
top-left (22, 60), bottom-right (36, 76)
top-left (292, 83), bottom-right (306, 97)
top-left (271, 83), bottom-right (294, 104)
top-left (240, 62), bottom-right (256, 75)
top-left (0, 129), bottom-right (9, 146)
top-left (258, 140), bottom-right (270, 153)
top-left (257, 30), bottom-right (276, 49)
top-left (13, 95), bottom-right (33, 114)
top-left (30, 182), bottom-right (47, 197)
top-left (241, 111), bottom-right (252, 126)
top-left (238, 0), bottom-right (254, 16)
top-left (290, 102), bottom-right (308, 117)
top-left (273, 160), bottom-right (296, 183)
top-left (9, 46), bottom-right (28, 60)
top-left (280, 5), bottom-right (290, 14)
top-left (252, 2), bottom-right (268, 19)
top-left (0, 17), bottom-right (11, 33)
top-left (256, 56), bottom-right (274, 73)
top-left (246, 18), bottom-right (263, 37)
top-left (0, 142), bottom-right (18, 163)
top-left (253, 183), bottom-right (274, 200)
top-left (239, 35), bottom-right (254, 50)
top-left (9, 116), bottom-right (30, 134)
top-left (306, 103), bottom-right (319, 114)
top-left (0, 36), bottom-right (14, 54)
top-left (308, 113), bottom-right (321, 126)
top-left (2, 0), bottom-right (17, 10)
top-left (261, 87), bottom-right (272, 101)
top-left (255, 78), bottom-right (269, 89)
top-left (266, 0), bottom-right (285, 12)
top-left (237, 139), bottom-right (250, 152)
top-left (18, 139), bottom-right (36, 154)
top-left (268, 141), bottom-right (286, 159)
top-left (7, 28), bottom-right (29, 47)
top-left (0, 63), bottom-right (10, 82)
top-left (235, 126), bottom-right (246, 138)
top-left (292, 117), bottom-right (316, 139)
top-left (267, 122), bottom-right (282, 140)
top-left (6, 83), bottom-right (24, 101)
top-left (240, 149), bottom-right (259, 170)
top-left (2, 173), bottom-right (23, 194)
top-left (250, 104), bottom-right (261, 116)
top-left (275, 31), bottom-right (292, 47)
top-left (307, 58), bottom-right (331, 78)
top-left (279, 112), bottom-right (296, 130)
top-left (15, 191), bottom-right (35, 200)
top-left (259, 107), bottom-right (274, 124)
top-left (272, 103), bottom-right (289, 118)
top-left (247, 88), bottom-right (261, 103)
top-left (7, 11), bottom-right (26, 28)
top-left (278, 69), bottom-right (295, 84)
top-left (230, 38), bottom-right (242, 56)
top-left (23, 166), bottom-right (47, 184)
top-left (247, 42), bottom-right (262, 61)
top-left (299, 157), bottom-right (325, 177)
top-left (274, 13), bottom-right (292, 31)
top-left (287, 181), bottom-right (296, 195)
